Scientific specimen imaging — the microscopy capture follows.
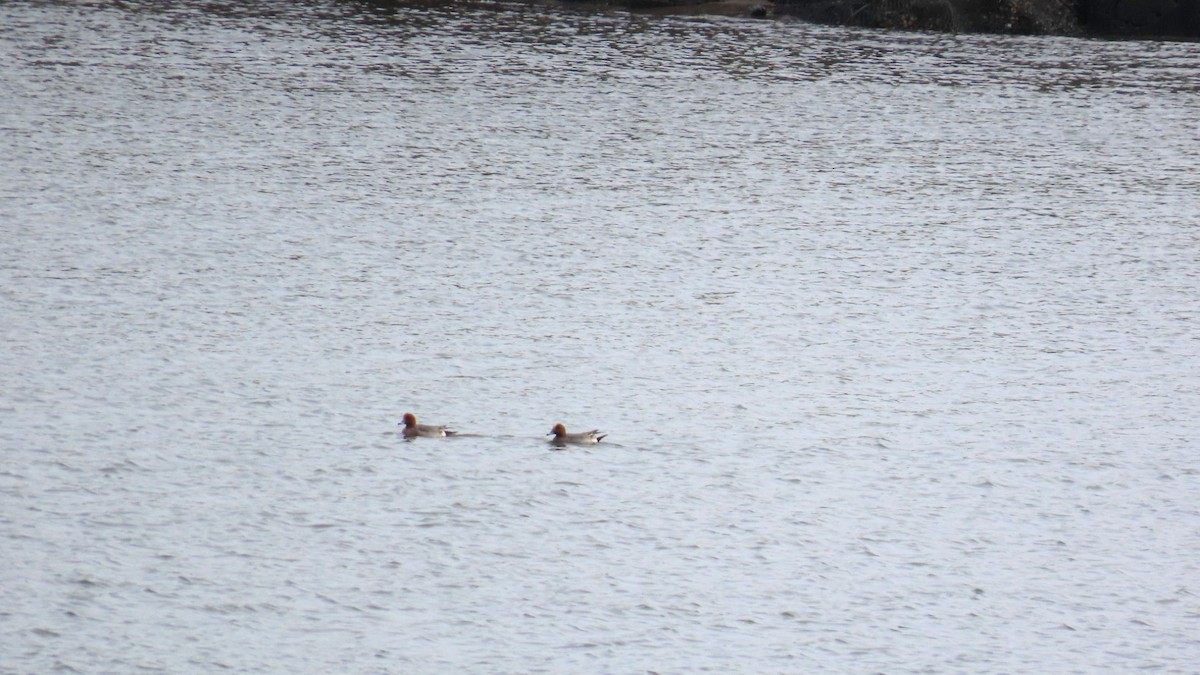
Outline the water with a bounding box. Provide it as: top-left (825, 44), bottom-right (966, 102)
top-left (3, 1), bottom-right (1199, 672)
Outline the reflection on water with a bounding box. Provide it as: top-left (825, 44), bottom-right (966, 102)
top-left (3, 1), bottom-right (1199, 673)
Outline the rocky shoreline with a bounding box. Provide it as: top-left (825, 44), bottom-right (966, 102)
top-left (564, 0), bottom-right (1199, 38)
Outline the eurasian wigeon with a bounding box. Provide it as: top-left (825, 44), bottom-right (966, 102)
top-left (400, 412), bottom-right (457, 438)
top-left (548, 423), bottom-right (607, 445)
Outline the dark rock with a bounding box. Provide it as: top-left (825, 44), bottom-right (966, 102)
top-left (769, 0), bottom-right (1199, 35)
top-left (773, 0), bottom-right (1083, 34)
top-left (1079, 0), bottom-right (1200, 37)
top-left (627, 0), bottom-right (779, 16)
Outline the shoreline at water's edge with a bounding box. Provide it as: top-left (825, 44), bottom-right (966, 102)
top-left (544, 0), bottom-right (1200, 39)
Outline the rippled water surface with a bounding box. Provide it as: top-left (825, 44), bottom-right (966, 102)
top-left (3, 1), bottom-right (1200, 672)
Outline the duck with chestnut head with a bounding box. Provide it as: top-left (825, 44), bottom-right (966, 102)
top-left (547, 423), bottom-right (606, 446)
top-left (400, 412), bottom-right (457, 438)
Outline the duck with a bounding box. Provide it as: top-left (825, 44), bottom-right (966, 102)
top-left (400, 412), bottom-right (456, 438)
top-left (548, 423), bottom-right (607, 445)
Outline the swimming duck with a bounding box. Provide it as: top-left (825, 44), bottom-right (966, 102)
top-left (548, 423), bottom-right (607, 445)
top-left (400, 412), bottom-right (456, 438)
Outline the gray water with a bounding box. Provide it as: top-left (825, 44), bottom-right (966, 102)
top-left (3, 1), bottom-right (1200, 672)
